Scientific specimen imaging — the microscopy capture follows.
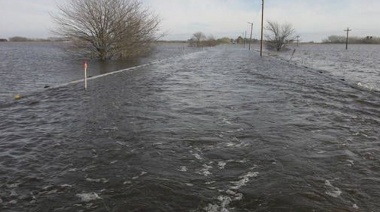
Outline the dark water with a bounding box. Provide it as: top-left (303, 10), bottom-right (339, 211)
top-left (1, 46), bottom-right (380, 211)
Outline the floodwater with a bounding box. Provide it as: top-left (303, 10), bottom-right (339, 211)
top-left (273, 44), bottom-right (380, 92)
top-left (0, 42), bottom-right (191, 98)
top-left (1, 44), bottom-right (380, 211)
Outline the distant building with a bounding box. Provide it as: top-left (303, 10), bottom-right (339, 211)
top-left (0, 38), bottom-right (7, 42)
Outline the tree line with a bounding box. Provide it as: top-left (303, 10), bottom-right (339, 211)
top-left (323, 35), bottom-right (380, 44)
top-left (1, 37), bottom-right (70, 42)
top-left (188, 32), bottom-right (232, 47)
top-left (188, 20), bottom-right (297, 51)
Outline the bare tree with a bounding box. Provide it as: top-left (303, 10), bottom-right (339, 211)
top-left (52, 0), bottom-right (161, 60)
top-left (191, 32), bottom-right (207, 47)
top-left (265, 21), bottom-right (295, 51)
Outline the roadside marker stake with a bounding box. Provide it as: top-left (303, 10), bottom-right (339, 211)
top-left (84, 60), bottom-right (88, 91)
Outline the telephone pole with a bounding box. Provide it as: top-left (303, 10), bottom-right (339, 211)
top-left (248, 22), bottom-right (253, 51)
top-left (244, 31), bottom-right (247, 48)
top-left (296, 35), bottom-right (300, 47)
top-left (344, 27), bottom-right (351, 50)
top-left (260, 0), bottom-right (264, 57)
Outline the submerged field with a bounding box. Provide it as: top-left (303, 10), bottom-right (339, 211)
top-left (274, 43), bottom-right (380, 92)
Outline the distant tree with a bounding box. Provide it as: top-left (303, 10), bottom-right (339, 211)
top-left (265, 21), bottom-right (295, 51)
top-left (236, 36), bottom-right (244, 44)
top-left (191, 32), bottom-right (207, 47)
top-left (52, 0), bottom-right (161, 60)
top-left (189, 33), bottom-right (230, 47)
top-left (217, 37), bottom-right (232, 44)
top-left (203, 35), bottom-right (218, 47)
top-left (322, 35), bottom-right (380, 44)
top-left (322, 35), bottom-right (346, 43)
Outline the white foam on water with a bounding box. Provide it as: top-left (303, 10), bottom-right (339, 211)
top-left (222, 118), bottom-right (232, 125)
top-left (61, 184), bottom-right (73, 189)
top-left (226, 190), bottom-right (243, 200)
top-left (198, 164), bottom-right (213, 176)
top-left (324, 180), bottom-right (342, 198)
top-left (226, 159), bottom-right (248, 164)
top-left (352, 132), bottom-right (369, 138)
top-left (225, 141), bottom-right (247, 148)
top-left (347, 160), bottom-right (354, 166)
top-left (179, 166), bottom-right (188, 172)
top-left (218, 161), bottom-right (227, 169)
top-left (81, 165), bottom-right (97, 171)
top-left (205, 169), bottom-right (259, 212)
top-left (193, 153), bottom-right (202, 160)
top-left (218, 196), bottom-right (232, 208)
top-left (204, 203), bottom-right (221, 212)
top-left (230, 172), bottom-right (259, 190)
top-left (226, 142), bottom-right (235, 147)
top-left (204, 196), bottom-right (231, 212)
top-left (76, 192), bottom-right (101, 202)
top-left (6, 183), bottom-right (19, 188)
top-left (47, 189), bottom-right (58, 195)
top-left (132, 171), bottom-right (147, 180)
top-left (85, 178), bottom-right (109, 183)
top-left (115, 141), bottom-right (128, 146)
top-left (357, 82), bottom-right (375, 91)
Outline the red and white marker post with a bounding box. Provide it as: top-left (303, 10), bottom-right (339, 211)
top-left (84, 60), bottom-right (88, 91)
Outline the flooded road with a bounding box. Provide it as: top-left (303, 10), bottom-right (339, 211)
top-left (1, 46), bottom-right (380, 211)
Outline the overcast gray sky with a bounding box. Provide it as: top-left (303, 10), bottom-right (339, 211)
top-left (1, 0), bottom-right (379, 42)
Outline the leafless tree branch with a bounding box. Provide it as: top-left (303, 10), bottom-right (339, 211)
top-left (265, 21), bottom-right (295, 51)
top-left (51, 0), bottom-right (162, 60)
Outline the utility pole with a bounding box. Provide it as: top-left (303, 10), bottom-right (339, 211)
top-left (248, 22), bottom-right (253, 51)
top-left (244, 31), bottom-right (247, 48)
top-left (296, 35), bottom-right (300, 47)
top-left (260, 0), bottom-right (264, 57)
top-left (344, 27), bottom-right (351, 50)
